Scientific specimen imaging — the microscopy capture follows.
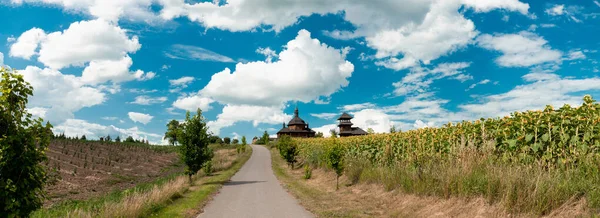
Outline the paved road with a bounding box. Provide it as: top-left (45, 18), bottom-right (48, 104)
top-left (198, 144), bottom-right (314, 218)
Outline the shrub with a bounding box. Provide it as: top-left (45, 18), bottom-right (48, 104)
top-left (304, 165), bottom-right (312, 180)
top-left (277, 135), bottom-right (299, 169)
top-left (0, 68), bottom-right (53, 217)
top-left (223, 137), bottom-right (231, 145)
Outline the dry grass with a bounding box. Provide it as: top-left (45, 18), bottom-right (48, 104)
top-left (272, 147), bottom-right (594, 218)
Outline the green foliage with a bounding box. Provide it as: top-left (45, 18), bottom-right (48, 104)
top-left (115, 136), bottom-right (121, 142)
top-left (256, 131), bottom-right (269, 145)
top-left (125, 136), bottom-right (135, 143)
top-left (208, 135), bottom-right (222, 144)
top-left (389, 125), bottom-right (396, 133)
top-left (81, 135), bottom-right (87, 140)
top-left (304, 164), bottom-right (312, 180)
top-left (165, 120), bottom-right (182, 146)
top-left (329, 129), bottom-right (337, 138)
top-left (223, 137), bottom-right (231, 145)
top-left (0, 67), bottom-right (53, 217)
top-left (232, 139), bottom-right (239, 144)
top-left (105, 135), bottom-right (112, 142)
top-left (367, 128), bottom-right (375, 134)
top-left (179, 109), bottom-right (214, 179)
top-left (237, 136), bottom-right (247, 154)
top-left (315, 132), bottom-right (324, 138)
top-left (203, 160), bottom-right (213, 175)
top-left (326, 139), bottom-right (345, 190)
top-left (277, 135), bottom-right (299, 169)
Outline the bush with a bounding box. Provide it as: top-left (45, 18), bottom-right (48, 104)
top-left (304, 165), bottom-right (312, 180)
top-left (0, 68), bottom-right (53, 217)
top-left (223, 137), bottom-right (231, 145)
top-left (277, 135), bottom-right (299, 169)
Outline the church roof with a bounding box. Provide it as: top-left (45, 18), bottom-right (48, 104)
top-left (337, 112), bottom-right (353, 120)
top-left (288, 106), bottom-right (307, 126)
top-left (340, 127), bottom-right (368, 136)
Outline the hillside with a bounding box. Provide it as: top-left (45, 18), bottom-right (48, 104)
top-left (43, 139), bottom-right (183, 206)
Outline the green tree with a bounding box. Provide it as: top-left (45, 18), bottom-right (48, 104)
top-left (329, 129), bottom-right (337, 138)
top-left (367, 128), bottom-right (375, 134)
top-left (223, 137), bottom-right (231, 144)
top-left (115, 136), bottom-right (121, 142)
top-left (315, 132), bottom-right (324, 138)
top-left (81, 135), bottom-right (87, 140)
top-left (0, 68), bottom-right (53, 217)
top-left (208, 135), bottom-right (221, 144)
top-left (327, 139), bottom-right (345, 190)
top-left (179, 109), bottom-right (214, 182)
top-left (389, 125), bottom-right (396, 133)
top-left (232, 138), bottom-right (239, 144)
top-left (105, 135), bottom-right (112, 142)
top-left (165, 120), bottom-right (182, 146)
top-left (125, 136), bottom-right (135, 143)
top-left (238, 136), bottom-right (247, 153)
top-left (258, 130), bottom-right (269, 145)
top-left (277, 135), bottom-right (299, 169)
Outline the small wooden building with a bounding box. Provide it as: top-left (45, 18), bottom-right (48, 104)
top-left (337, 112), bottom-right (368, 137)
top-left (277, 107), bottom-right (316, 138)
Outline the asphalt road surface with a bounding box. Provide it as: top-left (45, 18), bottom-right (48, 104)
top-left (197, 144), bottom-right (314, 218)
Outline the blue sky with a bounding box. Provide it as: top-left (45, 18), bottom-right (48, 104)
top-left (1, 0), bottom-right (599, 144)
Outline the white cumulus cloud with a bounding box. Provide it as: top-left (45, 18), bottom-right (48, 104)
top-left (477, 31), bottom-right (562, 67)
top-left (201, 29), bottom-right (354, 107)
top-left (128, 112), bottom-right (154, 125)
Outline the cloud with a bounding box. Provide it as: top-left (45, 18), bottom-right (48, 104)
top-left (11, 0), bottom-right (158, 23)
top-left (311, 124), bottom-right (339, 137)
top-left (82, 56), bottom-right (155, 84)
top-left (392, 62), bottom-right (472, 96)
top-left (172, 95), bottom-right (215, 112)
top-left (565, 50), bottom-right (586, 61)
top-left (169, 76), bottom-right (195, 93)
top-left (595, 1), bottom-right (600, 8)
top-left (207, 104), bottom-right (291, 135)
top-left (9, 27), bottom-right (46, 60)
top-left (10, 19), bottom-right (151, 84)
top-left (476, 31), bottom-right (562, 67)
top-left (0, 52), bottom-right (3, 65)
top-left (466, 79), bottom-right (491, 91)
top-left (159, 0), bottom-right (529, 71)
top-left (338, 103), bottom-right (376, 112)
top-left (201, 29), bottom-right (353, 107)
top-left (53, 119), bottom-right (163, 144)
top-left (14, 19), bottom-right (141, 70)
top-left (128, 112), bottom-right (154, 124)
top-left (129, 89), bottom-right (158, 94)
top-left (102, 117), bottom-right (118, 121)
top-left (130, 96), bottom-right (168, 105)
top-left (18, 66), bottom-right (105, 124)
top-left (414, 120), bottom-right (435, 129)
top-left (545, 4), bottom-right (565, 16)
top-left (310, 113), bottom-right (339, 120)
top-left (165, 44), bottom-right (234, 63)
top-left (459, 73), bottom-right (600, 118)
top-left (256, 47), bottom-right (278, 63)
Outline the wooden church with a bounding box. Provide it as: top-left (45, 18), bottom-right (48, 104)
top-left (277, 107), bottom-right (316, 138)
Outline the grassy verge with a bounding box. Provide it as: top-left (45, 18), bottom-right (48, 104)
top-left (32, 144), bottom-right (249, 218)
top-left (149, 146), bottom-right (252, 218)
top-left (269, 146), bottom-right (361, 218)
top-left (271, 145), bottom-right (599, 217)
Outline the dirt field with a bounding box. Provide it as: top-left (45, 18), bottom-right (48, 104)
top-left (44, 139), bottom-right (183, 206)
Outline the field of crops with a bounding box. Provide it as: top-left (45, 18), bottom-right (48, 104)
top-left (292, 96), bottom-right (600, 215)
top-left (297, 95), bottom-right (600, 168)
